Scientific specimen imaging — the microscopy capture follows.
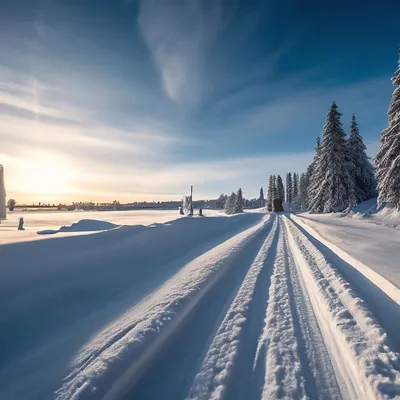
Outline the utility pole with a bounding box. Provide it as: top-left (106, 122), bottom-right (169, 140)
top-left (190, 185), bottom-right (194, 216)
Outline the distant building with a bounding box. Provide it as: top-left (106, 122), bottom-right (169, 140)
top-left (0, 165), bottom-right (6, 220)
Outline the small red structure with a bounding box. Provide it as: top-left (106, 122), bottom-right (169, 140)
top-left (273, 199), bottom-right (284, 212)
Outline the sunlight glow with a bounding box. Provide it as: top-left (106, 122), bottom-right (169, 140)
top-left (11, 153), bottom-right (77, 199)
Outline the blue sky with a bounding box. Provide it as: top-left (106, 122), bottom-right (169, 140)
top-left (0, 0), bottom-right (399, 202)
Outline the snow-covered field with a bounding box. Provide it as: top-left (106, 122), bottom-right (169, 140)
top-left (1, 209), bottom-right (400, 399)
top-left (0, 209), bottom-right (210, 244)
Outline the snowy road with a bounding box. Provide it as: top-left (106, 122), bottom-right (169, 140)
top-left (1, 213), bottom-right (400, 399)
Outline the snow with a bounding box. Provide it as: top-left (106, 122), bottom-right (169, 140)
top-left (0, 209), bottom-right (184, 244)
top-left (37, 220), bottom-right (120, 235)
top-left (285, 215), bottom-right (400, 398)
top-left (188, 216), bottom-right (278, 400)
top-left (0, 211), bottom-right (265, 400)
top-left (350, 198), bottom-right (400, 227)
top-left (294, 210), bottom-right (400, 290)
top-left (1, 209), bottom-right (400, 399)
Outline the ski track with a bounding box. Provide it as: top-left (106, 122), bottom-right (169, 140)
top-left (187, 215), bottom-right (279, 400)
top-left (256, 219), bottom-right (307, 400)
top-left (3, 213), bottom-right (400, 400)
top-left (54, 215), bottom-right (272, 400)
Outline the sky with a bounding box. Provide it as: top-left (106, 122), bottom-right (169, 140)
top-left (0, 0), bottom-right (399, 203)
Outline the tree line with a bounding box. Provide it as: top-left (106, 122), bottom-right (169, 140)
top-left (266, 50), bottom-right (400, 213)
top-left (217, 50), bottom-right (400, 215)
top-left (265, 105), bottom-right (376, 213)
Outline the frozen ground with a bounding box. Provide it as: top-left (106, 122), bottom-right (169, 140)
top-left (1, 210), bottom-right (400, 400)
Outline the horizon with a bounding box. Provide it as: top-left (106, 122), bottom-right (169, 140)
top-left (1, 0), bottom-right (399, 203)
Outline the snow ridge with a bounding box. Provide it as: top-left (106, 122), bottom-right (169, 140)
top-left (187, 216), bottom-right (278, 400)
top-left (284, 215), bottom-right (400, 399)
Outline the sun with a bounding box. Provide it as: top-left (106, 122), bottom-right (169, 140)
top-left (12, 153), bottom-right (77, 199)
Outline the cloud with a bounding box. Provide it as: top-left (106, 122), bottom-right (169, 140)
top-left (48, 150), bottom-right (314, 202)
top-left (137, 0), bottom-right (222, 106)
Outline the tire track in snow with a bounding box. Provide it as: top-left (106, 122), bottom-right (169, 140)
top-left (187, 215), bottom-right (278, 400)
top-left (54, 215), bottom-right (271, 400)
top-left (117, 215), bottom-right (275, 400)
top-left (291, 214), bottom-right (400, 353)
top-left (284, 215), bottom-right (400, 399)
top-left (254, 218), bottom-right (307, 400)
top-left (253, 216), bottom-right (343, 400)
top-left (281, 219), bottom-right (342, 400)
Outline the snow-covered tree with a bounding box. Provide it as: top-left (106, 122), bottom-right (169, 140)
top-left (276, 175), bottom-right (284, 200)
top-left (347, 115), bottom-right (376, 202)
top-left (306, 137), bottom-right (321, 208)
top-left (299, 173), bottom-right (308, 210)
top-left (7, 198), bottom-right (16, 212)
top-left (225, 192), bottom-right (237, 215)
top-left (286, 172), bottom-right (292, 203)
top-left (293, 172), bottom-right (299, 203)
top-left (216, 193), bottom-right (228, 209)
top-left (308, 101), bottom-right (355, 212)
top-left (376, 52), bottom-right (400, 209)
top-left (259, 187), bottom-right (265, 207)
top-left (267, 175), bottom-right (276, 202)
top-left (234, 188), bottom-right (244, 213)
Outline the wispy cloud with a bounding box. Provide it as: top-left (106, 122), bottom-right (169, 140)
top-left (137, 0), bottom-right (222, 106)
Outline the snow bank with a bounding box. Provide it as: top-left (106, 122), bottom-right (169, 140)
top-left (284, 216), bottom-right (400, 399)
top-left (37, 219), bottom-right (120, 234)
top-left (293, 212), bottom-right (400, 292)
top-left (348, 198), bottom-right (400, 227)
top-left (291, 214), bottom-right (400, 305)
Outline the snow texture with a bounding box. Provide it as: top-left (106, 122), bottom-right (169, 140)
top-left (1, 209), bottom-right (400, 400)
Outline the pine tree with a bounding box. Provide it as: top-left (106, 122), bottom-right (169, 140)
top-left (268, 175), bottom-right (277, 201)
top-left (347, 115), bottom-right (376, 202)
top-left (286, 172), bottom-right (292, 204)
top-left (259, 187), bottom-right (265, 208)
top-left (299, 173), bottom-right (308, 210)
top-left (225, 192), bottom-right (236, 215)
top-left (308, 101), bottom-right (355, 212)
top-left (376, 51), bottom-right (400, 209)
top-left (293, 172), bottom-right (299, 202)
top-left (276, 175), bottom-right (285, 200)
top-left (216, 193), bottom-right (228, 209)
top-left (267, 175), bottom-right (274, 203)
top-left (306, 137), bottom-right (321, 208)
top-left (234, 188), bottom-right (244, 213)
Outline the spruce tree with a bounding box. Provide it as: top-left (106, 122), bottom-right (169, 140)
top-left (216, 193), bottom-right (228, 209)
top-left (308, 101), bottom-right (355, 212)
top-left (286, 173), bottom-right (292, 203)
top-left (259, 187), bottom-right (265, 207)
top-left (267, 175), bottom-right (274, 203)
top-left (299, 173), bottom-right (308, 210)
top-left (234, 188), bottom-right (244, 213)
top-left (306, 137), bottom-right (321, 208)
top-left (293, 172), bottom-right (299, 202)
top-left (376, 51), bottom-right (400, 209)
top-left (347, 115), bottom-right (376, 202)
top-left (271, 175), bottom-right (277, 200)
top-left (276, 175), bottom-right (285, 200)
top-left (225, 192), bottom-right (236, 215)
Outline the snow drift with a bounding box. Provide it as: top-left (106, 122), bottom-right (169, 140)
top-left (37, 219), bottom-right (120, 235)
